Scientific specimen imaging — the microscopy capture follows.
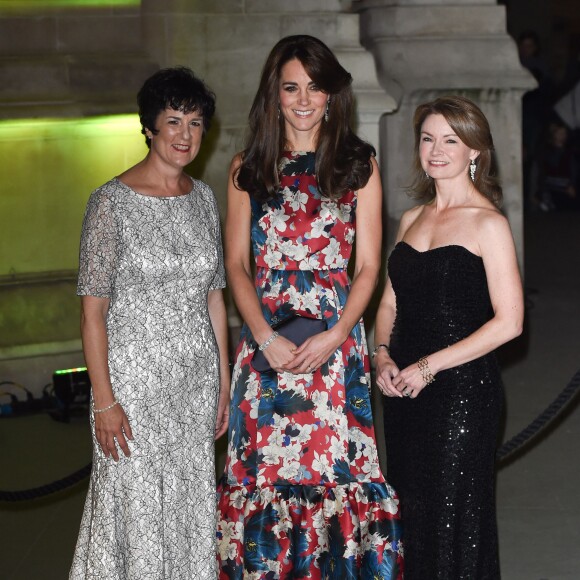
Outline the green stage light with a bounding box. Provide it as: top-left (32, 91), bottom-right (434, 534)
top-left (54, 367), bottom-right (88, 375)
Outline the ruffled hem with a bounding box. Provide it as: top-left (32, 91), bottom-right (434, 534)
top-left (217, 479), bottom-right (404, 579)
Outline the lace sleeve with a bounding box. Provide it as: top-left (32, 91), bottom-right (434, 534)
top-left (77, 187), bottom-right (118, 297)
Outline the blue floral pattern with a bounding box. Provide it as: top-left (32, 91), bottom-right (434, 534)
top-left (217, 152), bottom-right (403, 578)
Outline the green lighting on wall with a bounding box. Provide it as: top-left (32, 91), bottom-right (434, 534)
top-left (0, 115), bottom-right (141, 141)
top-left (0, 0), bottom-right (139, 10)
top-left (0, 114), bottom-right (147, 276)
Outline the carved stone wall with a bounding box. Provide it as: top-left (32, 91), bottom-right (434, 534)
top-left (355, 0), bottom-right (535, 268)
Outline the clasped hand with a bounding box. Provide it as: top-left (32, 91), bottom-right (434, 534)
top-left (375, 355), bottom-right (427, 399)
top-left (262, 330), bottom-right (343, 375)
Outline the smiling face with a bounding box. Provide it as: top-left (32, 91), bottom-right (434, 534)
top-left (278, 58), bottom-right (328, 149)
top-left (146, 108), bottom-right (204, 169)
top-left (419, 114), bottom-right (478, 183)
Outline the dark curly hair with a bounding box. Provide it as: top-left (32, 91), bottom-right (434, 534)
top-left (409, 95), bottom-right (502, 208)
top-left (137, 66), bottom-right (216, 149)
top-left (236, 35), bottom-right (375, 201)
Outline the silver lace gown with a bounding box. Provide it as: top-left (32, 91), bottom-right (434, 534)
top-left (70, 177), bottom-right (225, 580)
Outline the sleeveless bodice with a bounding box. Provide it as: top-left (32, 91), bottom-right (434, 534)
top-left (251, 151), bottom-right (355, 271)
top-left (388, 241), bottom-right (494, 367)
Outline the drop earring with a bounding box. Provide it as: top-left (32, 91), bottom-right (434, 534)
top-left (469, 159), bottom-right (476, 181)
top-left (324, 99), bottom-right (330, 122)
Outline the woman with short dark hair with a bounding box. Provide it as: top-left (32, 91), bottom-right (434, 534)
top-left (70, 67), bottom-right (229, 579)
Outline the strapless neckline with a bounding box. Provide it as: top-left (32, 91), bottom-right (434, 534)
top-left (396, 240), bottom-right (482, 260)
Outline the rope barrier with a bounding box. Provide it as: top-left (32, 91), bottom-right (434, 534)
top-left (1, 368), bottom-right (579, 502)
top-left (496, 367), bottom-right (580, 464)
top-left (0, 463), bottom-right (92, 502)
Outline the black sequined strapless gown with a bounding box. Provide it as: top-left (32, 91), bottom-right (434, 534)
top-left (384, 242), bottom-right (502, 580)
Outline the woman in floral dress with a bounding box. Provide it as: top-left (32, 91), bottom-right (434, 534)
top-left (217, 35), bottom-right (403, 578)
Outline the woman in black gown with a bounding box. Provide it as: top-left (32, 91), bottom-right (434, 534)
top-left (374, 96), bottom-right (524, 579)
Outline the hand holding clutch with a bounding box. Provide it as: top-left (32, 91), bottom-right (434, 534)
top-left (251, 315), bottom-right (327, 373)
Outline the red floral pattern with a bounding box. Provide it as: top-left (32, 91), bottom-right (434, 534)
top-left (217, 152), bottom-right (403, 579)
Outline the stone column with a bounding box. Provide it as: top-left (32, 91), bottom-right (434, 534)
top-left (355, 0), bottom-right (535, 268)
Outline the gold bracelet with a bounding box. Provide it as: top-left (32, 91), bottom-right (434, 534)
top-left (417, 357), bottom-right (435, 385)
top-left (92, 399), bottom-right (119, 414)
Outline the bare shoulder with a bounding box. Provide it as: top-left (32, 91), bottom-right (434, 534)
top-left (229, 152), bottom-right (244, 175)
top-left (357, 156), bottom-right (382, 196)
top-left (475, 206), bottom-right (511, 236)
top-left (473, 207), bottom-right (517, 259)
top-left (393, 204), bottom-right (425, 242)
top-left (227, 152), bottom-right (248, 195)
top-left (399, 204), bottom-right (424, 233)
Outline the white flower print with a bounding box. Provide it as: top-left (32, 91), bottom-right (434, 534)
top-left (328, 436), bottom-right (346, 461)
top-left (218, 520), bottom-right (243, 560)
top-left (295, 423), bottom-right (313, 445)
top-left (344, 538), bottom-right (359, 559)
top-left (245, 373), bottom-right (260, 401)
top-left (263, 247), bottom-right (283, 268)
top-left (284, 284), bottom-right (302, 310)
top-left (279, 442), bottom-right (301, 463)
top-left (229, 489), bottom-right (246, 510)
top-left (338, 203), bottom-right (353, 223)
top-left (278, 461), bottom-right (299, 480)
top-left (270, 207), bottom-right (290, 231)
top-left (311, 451), bottom-right (332, 478)
top-left (276, 239), bottom-right (309, 262)
top-left (310, 216), bottom-right (330, 239)
top-left (278, 375), bottom-right (309, 399)
top-left (382, 496), bottom-right (401, 515)
top-left (322, 237), bottom-right (342, 267)
top-left (262, 443), bottom-right (284, 466)
top-left (360, 458), bottom-right (382, 479)
top-left (345, 227), bottom-right (355, 244)
top-left (262, 277), bottom-right (283, 298)
top-left (311, 506), bottom-right (328, 545)
top-left (288, 188), bottom-right (309, 212)
top-left (319, 200), bottom-right (337, 221)
top-left (272, 514), bottom-right (293, 541)
top-left (301, 289), bottom-right (320, 315)
top-left (298, 253), bottom-right (320, 270)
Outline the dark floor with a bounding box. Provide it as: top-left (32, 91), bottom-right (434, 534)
top-left (0, 211), bottom-right (579, 580)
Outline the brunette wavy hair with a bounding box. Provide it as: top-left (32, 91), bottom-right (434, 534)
top-left (409, 95), bottom-right (502, 207)
top-left (236, 35), bottom-right (375, 201)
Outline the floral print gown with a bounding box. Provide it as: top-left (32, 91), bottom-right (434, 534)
top-left (217, 151), bottom-right (403, 579)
